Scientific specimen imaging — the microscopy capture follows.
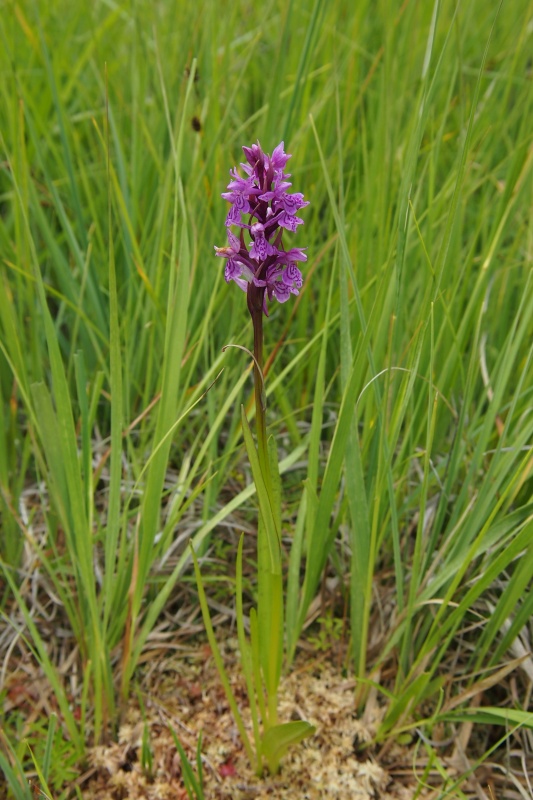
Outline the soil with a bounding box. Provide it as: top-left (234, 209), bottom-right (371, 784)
top-left (80, 643), bottom-right (429, 800)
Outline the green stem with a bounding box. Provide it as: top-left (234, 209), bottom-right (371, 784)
top-left (249, 294), bottom-right (282, 742)
top-left (251, 306), bottom-right (271, 491)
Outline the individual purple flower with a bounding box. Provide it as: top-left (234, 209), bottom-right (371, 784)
top-left (269, 141), bottom-right (291, 171)
top-left (215, 141), bottom-right (309, 314)
top-left (224, 259), bottom-right (253, 292)
top-left (272, 247), bottom-right (307, 266)
top-left (271, 282), bottom-right (291, 303)
top-left (277, 210), bottom-right (305, 232)
top-left (282, 264), bottom-right (303, 289)
top-left (250, 223), bottom-right (277, 262)
top-left (241, 142), bottom-right (265, 170)
top-left (278, 192), bottom-right (308, 216)
top-left (259, 175), bottom-right (292, 205)
top-left (263, 255), bottom-right (304, 304)
top-left (214, 229), bottom-right (241, 259)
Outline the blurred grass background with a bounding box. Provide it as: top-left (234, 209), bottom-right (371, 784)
top-left (1, 0), bottom-right (533, 795)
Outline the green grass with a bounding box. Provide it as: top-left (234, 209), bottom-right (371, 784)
top-left (1, 0), bottom-right (532, 796)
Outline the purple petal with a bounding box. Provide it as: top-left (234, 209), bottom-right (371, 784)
top-left (224, 259), bottom-right (239, 280)
top-left (272, 282), bottom-right (291, 302)
top-left (273, 247), bottom-right (307, 266)
top-left (236, 194), bottom-right (252, 212)
top-left (242, 142), bottom-right (263, 166)
top-left (259, 179), bottom-right (292, 204)
top-left (278, 211), bottom-right (304, 232)
top-left (227, 230), bottom-right (241, 252)
top-left (225, 204), bottom-right (242, 227)
top-left (270, 142), bottom-right (291, 170)
top-left (250, 240), bottom-right (268, 262)
top-left (280, 193), bottom-right (309, 215)
top-left (250, 222), bottom-right (276, 262)
top-left (282, 264), bottom-right (303, 288)
top-left (224, 259), bottom-right (253, 292)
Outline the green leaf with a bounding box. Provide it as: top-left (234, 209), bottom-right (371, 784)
top-left (438, 707), bottom-right (533, 730)
top-left (236, 534), bottom-right (262, 772)
top-left (169, 726), bottom-right (204, 800)
top-left (189, 543), bottom-right (255, 768)
top-left (262, 721), bottom-right (316, 774)
top-left (257, 436), bottom-right (283, 715)
top-left (241, 406), bottom-right (281, 575)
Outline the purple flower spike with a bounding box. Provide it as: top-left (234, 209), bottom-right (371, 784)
top-left (215, 141), bottom-right (309, 313)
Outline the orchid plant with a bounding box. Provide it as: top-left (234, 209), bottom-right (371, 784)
top-left (191, 141), bottom-right (314, 776)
